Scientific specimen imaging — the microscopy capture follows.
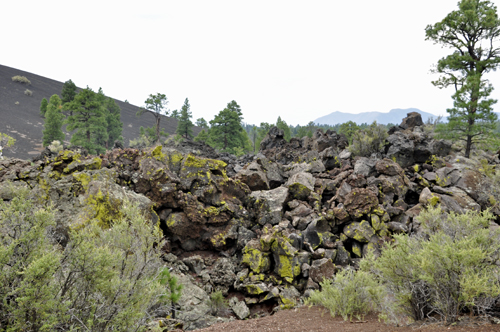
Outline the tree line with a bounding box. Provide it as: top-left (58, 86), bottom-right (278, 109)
top-left (40, 80), bottom-right (123, 155)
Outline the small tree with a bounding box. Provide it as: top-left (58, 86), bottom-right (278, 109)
top-left (426, 0), bottom-right (500, 158)
top-left (170, 109), bottom-right (180, 119)
top-left (42, 95), bottom-right (65, 147)
top-left (195, 117), bottom-right (209, 129)
top-left (39, 97), bottom-right (48, 117)
top-left (348, 121), bottom-right (387, 157)
top-left (209, 100), bottom-right (248, 154)
top-left (65, 87), bottom-right (108, 154)
top-left (137, 93), bottom-right (169, 143)
top-left (194, 129), bottom-right (209, 143)
top-left (339, 120), bottom-right (360, 144)
top-left (176, 98), bottom-right (194, 138)
top-left (61, 79), bottom-right (77, 104)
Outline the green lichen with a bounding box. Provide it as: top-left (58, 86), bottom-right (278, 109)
top-left (242, 247), bottom-right (269, 273)
top-left (413, 164), bottom-right (419, 173)
top-left (151, 145), bottom-right (166, 161)
top-left (429, 195), bottom-right (440, 207)
top-left (288, 183), bottom-right (311, 200)
top-left (246, 284), bottom-right (266, 295)
top-left (83, 189), bottom-right (121, 229)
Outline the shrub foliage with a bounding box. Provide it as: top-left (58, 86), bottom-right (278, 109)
top-left (0, 187), bottom-right (177, 331)
top-left (309, 206), bottom-right (500, 324)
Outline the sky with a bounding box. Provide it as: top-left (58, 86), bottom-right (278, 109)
top-left (3, 0), bottom-right (500, 126)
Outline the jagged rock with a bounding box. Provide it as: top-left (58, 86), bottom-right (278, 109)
top-left (209, 258), bottom-right (237, 290)
top-left (249, 186), bottom-right (289, 225)
top-left (259, 159), bottom-right (285, 188)
top-left (304, 217), bottom-right (332, 249)
top-left (237, 226), bottom-right (257, 249)
top-left (387, 222), bottom-right (408, 234)
top-left (175, 273), bottom-right (213, 330)
top-left (241, 246), bottom-right (271, 274)
top-left (183, 255), bottom-right (206, 275)
top-left (375, 158), bottom-right (404, 176)
top-left (353, 157), bottom-right (377, 177)
top-left (334, 244), bottom-right (352, 266)
top-left (309, 258), bottom-right (336, 283)
top-left (278, 285), bottom-right (301, 308)
top-left (343, 220), bottom-right (376, 242)
top-left (339, 149), bottom-right (351, 159)
top-left (400, 112), bottom-right (423, 129)
top-left (419, 187), bottom-right (438, 206)
top-left (332, 205), bottom-right (350, 225)
top-left (286, 172), bottom-right (315, 200)
top-left (236, 161), bottom-right (269, 191)
top-left (229, 297), bottom-right (250, 320)
top-left (343, 188), bottom-right (379, 219)
top-left (260, 126), bottom-right (286, 151)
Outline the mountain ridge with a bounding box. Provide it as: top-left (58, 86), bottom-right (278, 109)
top-left (314, 108), bottom-right (441, 125)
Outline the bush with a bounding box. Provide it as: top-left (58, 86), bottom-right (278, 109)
top-left (306, 269), bottom-right (384, 321)
top-left (348, 121), bottom-right (388, 157)
top-left (0, 133), bottom-right (16, 159)
top-left (24, 89), bottom-right (33, 96)
top-left (11, 75), bottom-right (31, 85)
top-left (361, 206), bottom-right (500, 323)
top-left (0, 189), bottom-right (175, 331)
top-left (48, 140), bottom-right (63, 153)
top-left (209, 291), bottom-right (228, 315)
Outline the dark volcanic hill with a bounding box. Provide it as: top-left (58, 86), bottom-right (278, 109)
top-left (0, 64), bottom-right (200, 160)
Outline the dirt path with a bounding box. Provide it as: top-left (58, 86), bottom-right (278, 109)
top-left (196, 306), bottom-right (500, 332)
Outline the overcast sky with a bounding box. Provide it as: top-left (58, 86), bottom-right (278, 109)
top-left (3, 0), bottom-right (500, 126)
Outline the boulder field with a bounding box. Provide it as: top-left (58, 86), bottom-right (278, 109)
top-left (1, 112), bottom-right (499, 330)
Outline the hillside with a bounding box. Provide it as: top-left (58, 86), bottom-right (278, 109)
top-left (0, 64), bottom-right (200, 160)
top-left (314, 108), bottom-right (440, 125)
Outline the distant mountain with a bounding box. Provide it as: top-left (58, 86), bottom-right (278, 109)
top-left (314, 108), bottom-right (440, 126)
top-left (0, 64), bottom-right (201, 160)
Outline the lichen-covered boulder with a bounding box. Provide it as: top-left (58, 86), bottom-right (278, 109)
top-left (242, 246), bottom-right (271, 274)
top-left (343, 220), bottom-right (376, 243)
top-left (175, 273), bottom-right (214, 330)
top-left (343, 188), bottom-right (379, 218)
top-left (285, 172), bottom-right (315, 200)
top-left (249, 186), bottom-right (289, 225)
top-left (375, 158), bottom-right (405, 177)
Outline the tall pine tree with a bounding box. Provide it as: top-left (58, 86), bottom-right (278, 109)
top-left (137, 93), bottom-right (169, 143)
top-left (42, 95), bottom-right (65, 147)
top-left (209, 100), bottom-right (251, 154)
top-left (61, 79), bottom-right (77, 104)
top-left (66, 87), bottom-right (108, 154)
top-left (176, 98), bottom-right (194, 138)
top-left (426, 0), bottom-right (500, 157)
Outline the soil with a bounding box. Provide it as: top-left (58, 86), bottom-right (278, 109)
top-left (196, 306), bottom-right (500, 332)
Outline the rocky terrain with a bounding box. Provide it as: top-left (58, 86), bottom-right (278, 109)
top-left (1, 112), bottom-right (500, 331)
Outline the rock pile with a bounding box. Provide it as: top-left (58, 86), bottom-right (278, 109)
top-left (1, 112), bottom-right (499, 329)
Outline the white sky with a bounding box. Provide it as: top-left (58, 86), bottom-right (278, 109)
top-left (3, 0), bottom-right (500, 126)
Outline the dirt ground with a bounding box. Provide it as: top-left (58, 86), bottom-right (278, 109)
top-left (196, 306), bottom-right (500, 332)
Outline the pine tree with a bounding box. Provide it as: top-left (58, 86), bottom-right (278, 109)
top-left (40, 98), bottom-right (48, 117)
top-left (61, 79), bottom-right (77, 104)
top-left (209, 100), bottom-right (250, 154)
top-left (426, 0), bottom-right (500, 157)
top-left (42, 95), bottom-right (65, 147)
top-left (137, 93), bottom-right (169, 143)
top-left (195, 118), bottom-right (209, 129)
top-left (66, 87), bottom-right (108, 154)
top-left (176, 98), bottom-right (194, 138)
top-left (170, 109), bottom-right (180, 119)
top-left (194, 129), bottom-right (209, 143)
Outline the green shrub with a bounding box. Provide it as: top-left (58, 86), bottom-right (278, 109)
top-left (0, 189), bottom-right (176, 331)
top-left (11, 75), bottom-right (31, 85)
top-left (24, 89), bottom-right (33, 96)
top-left (306, 269), bottom-right (384, 321)
top-left (348, 121), bottom-right (388, 157)
top-left (209, 291), bottom-right (228, 315)
top-left (361, 206), bottom-right (500, 323)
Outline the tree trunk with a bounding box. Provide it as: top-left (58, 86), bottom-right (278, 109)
top-left (465, 134), bottom-right (472, 158)
top-left (155, 116), bottom-right (161, 143)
